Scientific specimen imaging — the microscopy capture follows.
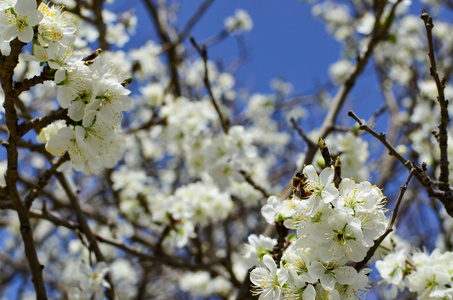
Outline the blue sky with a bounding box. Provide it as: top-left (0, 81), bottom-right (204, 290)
top-left (127, 0), bottom-right (341, 94)
top-left (182, 1), bottom-right (340, 94)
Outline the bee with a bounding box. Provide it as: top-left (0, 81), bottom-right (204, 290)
top-left (278, 172), bottom-right (313, 200)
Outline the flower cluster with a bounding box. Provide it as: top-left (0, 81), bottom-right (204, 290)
top-left (314, 132), bottom-right (370, 181)
top-left (179, 271), bottom-right (233, 298)
top-left (248, 165), bottom-right (388, 299)
top-left (4, 0), bottom-right (134, 174)
top-left (0, 0), bottom-right (44, 53)
top-left (243, 234), bottom-right (277, 268)
top-left (68, 261), bottom-right (110, 300)
top-left (376, 238), bottom-right (453, 299)
top-left (224, 9), bottom-right (253, 34)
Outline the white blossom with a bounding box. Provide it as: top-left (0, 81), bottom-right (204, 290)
top-left (250, 254), bottom-right (289, 299)
top-left (224, 9), bottom-right (253, 34)
top-left (243, 234), bottom-right (277, 268)
top-left (0, 0), bottom-right (43, 43)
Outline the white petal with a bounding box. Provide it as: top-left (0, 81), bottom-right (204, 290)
top-left (261, 205), bottom-right (276, 224)
top-left (0, 1), bottom-right (16, 11)
top-left (308, 261), bottom-right (324, 279)
top-left (328, 289), bottom-right (341, 300)
top-left (250, 268), bottom-right (268, 285)
top-left (302, 284), bottom-right (316, 300)
top-left (303, 165), bottom-right (318, 183)
top-left (248, 234), bottom-right (259, 246)
top-left (26, 10), bottom-right (43, 26)
top-left (15, 0), bottom-right (36, 15)
top-left (277, 268), bottom-right (289, 286)
top-left (262, 255), bottom-right (277, 276)
top-left (82, 110), bottom-right (97, 127)
top-left (319, 167), bottom-right (334, 186)
top-left (261, 288), bottom-right (275, 300)
top-left (57, 87), bottom-right (70, 108)
top-left (46, 127), bottom-right (73, 155)
top-left (346, 240), bottom-right (367, 262)
top-left (271, 288), bottom-right (281, 300)
top-left (0, 40), bottom-right (11, 55)
top-left (357, 181), bottom-right (372, 193)
top-left (32, 43), bottom-right (49, 61)
top-left (336, 266), bottom-right (357, 285)
top-left (68, 101), bottom-right (85, 121)
top-left (17, 26), bottom-right (33, 42)
top-left (320, 274), bottom-right (335, 290)
top-left (118, 94), bottom-right (132, 110)
top-left (339, 178), bottom-right (356, 197)
top-left (95, 261), bottom-right (109, 274)
top-left (321, 185), bottom-right (339, 203)
top-left (99, 106), bottom-right (116, 123)
top-left (2, 25), bottom-right (19, 42)
top-left (54, 68), bottom-right (66, 84)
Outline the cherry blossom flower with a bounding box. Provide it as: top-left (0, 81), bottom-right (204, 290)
top-left (280, 269), bottom-right (316, 300)
top-left (308, 258), bottom-right (358, 291)
top-left (375, 241), bottom-right (411, 298)
top-left (250, 254), bottom-right (289, 300)
top-left (261, 195), bottom-right (294, 224)
top-left (301, 165), bottom-right (339, 216)
top-left (243, 234), bottom-right (277, 268)
top-left (0, 0), bottom-right (43, 43)
top-left (224, 9), bottom-right (253, 34)
top-left (77, 261), bottom-right (111, 300)
top-left (37, 2), bottom-right (76, 47)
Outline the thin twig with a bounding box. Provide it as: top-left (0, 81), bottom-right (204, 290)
top-left (348, 110), bottom-right (453, 218)
top-left (23, 153), bottom-right (70, 210)
top-left (14, 206), bottom-right (230, 276)
top-left (421, 9), bottom-right (450, 192)
top-left (239, 170), bottom-right (271, 198)
top-left (13, 72), bottom-right (50, 95)
top-left (142, 0), bottom-right (181, 96)
top-left (92, 0), bottom-right (109, 51)
top-left (318, 137), bottom-right (333, 167)
top-left (289, 117), bottom-right (316, 148)
top-left (17, 108), bottom-right (69, 137)
top-left (355, 169), bottom-right (414, 271)
top-left (373, 52), bottom-right (400, 190)
top-left (334, 156), bottom-right (342, 188)
top-left (332, 125), bottom-right (356, 132)
top-left (302, 0), bottom-right (403, 167)
top-left (270, 220), bottom-right (289, 265)
top-left (55, 173), bottom-right (116, 300)
top-left (349, 111), bottom-right (415, 170)
top-left (184, 30), bottom-right (230, 58)
top-left (126, 110), bottom-right (166, 134)
top-left (190, 36), bottom-right (230, 134)
top-left (178, 0), bottom-right (215, 42)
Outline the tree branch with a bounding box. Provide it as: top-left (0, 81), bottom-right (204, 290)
top-left (92, 0), bottom-right (109, 51)
top-left (421, 9), bottom-right (450, 192)
top-left (240, 170), bottom-right (271, 198)
top-left (55, 173), bottom-right (116, 300)
top-left (23, 153), bottom-right (69, 210)
top-left (303, 0), bottom-right (403, 167)
top-left (17, 108), bottom-right (69, 137)
top-left (142, 0), bottom-right (181, 96)
top-left (348, 110), bottom-right (453, 217)
top-left (178, 0), bottom-right (215, 42)
top-left (355, 168), bottom-right (414, 271)
top-left (1, 38), bottom-right (48, 299)
top-left (190, 36), bottom-right (230, 134)
top-left (290, 117), bottom-right (316, 149)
